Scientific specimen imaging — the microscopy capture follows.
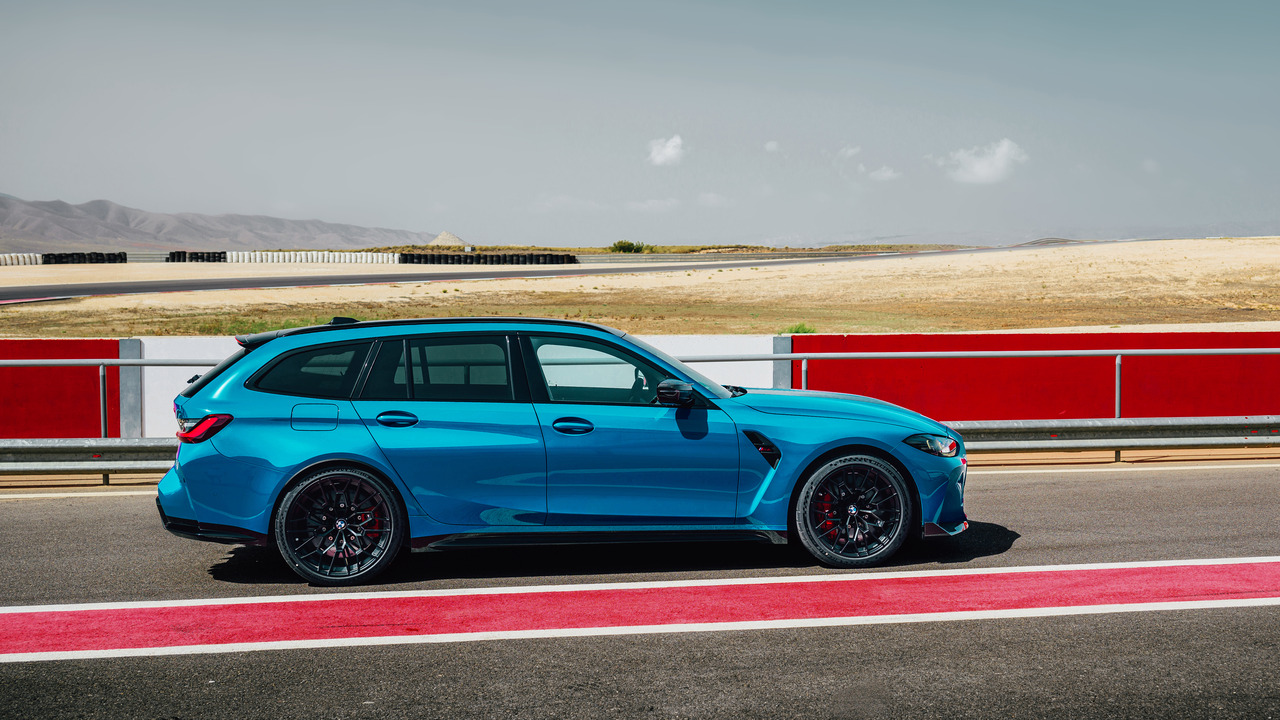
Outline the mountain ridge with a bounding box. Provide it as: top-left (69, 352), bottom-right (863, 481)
top-left (0, 196), bottom-right (440, 253)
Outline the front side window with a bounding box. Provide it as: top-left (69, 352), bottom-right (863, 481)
top-left (362, 335), bottom-right (513, 402)
top-left (530, 336), bottom-right (671, 405)
top-left (254, 342), bottom-right (371, 399)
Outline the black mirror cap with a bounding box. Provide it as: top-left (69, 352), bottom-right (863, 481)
top-left (656, 379), bottom-right (695, 407)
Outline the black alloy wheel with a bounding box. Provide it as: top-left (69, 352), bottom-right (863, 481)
top-left (274, 467), bottom-right (405, 586)
top-left (794, 453), bottom-right (912, 568)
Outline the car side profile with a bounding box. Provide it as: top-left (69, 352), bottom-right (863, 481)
top-left (158, 317), bottom-right (968, 585)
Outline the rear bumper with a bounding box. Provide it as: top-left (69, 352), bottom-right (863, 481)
top-left (156, 497), bottom-right (268, 546)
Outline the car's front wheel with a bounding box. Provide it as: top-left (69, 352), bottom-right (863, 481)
top-left (794, 453), bottom-right (913, 568)
top-left (273, 466), bottom-right (405, 586)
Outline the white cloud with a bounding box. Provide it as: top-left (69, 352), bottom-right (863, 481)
top-left (626, 198), bottom-right (681, 213)
top-left (529, 194), bottom-right (605, 214)
top-left (1142, 158), bottom-right (1161, 175)
top-left (764, 140), bottom-right (781, 153)
top-left (647, 135), bottom-right (685, 166)
top-left (936, 138), bottom-right (1028, 184)
top-left (836, 145), bottom-right (862, 159)
top-left (866, 165), bottom-right (902, 181)
top-left (697, 192), bottom-right (732, 208)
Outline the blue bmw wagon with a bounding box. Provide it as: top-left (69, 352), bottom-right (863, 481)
top-left (158, 317), bottom-right (967, 585)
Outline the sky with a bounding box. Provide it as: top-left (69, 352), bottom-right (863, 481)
top-left (2, 0), bottom-right (1278, 247)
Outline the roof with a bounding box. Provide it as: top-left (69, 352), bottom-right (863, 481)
top-left (235, 317), bottom-right (625, 349)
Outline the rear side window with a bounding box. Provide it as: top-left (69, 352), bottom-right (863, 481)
top-left (254, 342), bottom-right (372, 399)
top-left (411, 336), bottom-right (512, 402)
top-left (360, 335), bottom-right (513, 402)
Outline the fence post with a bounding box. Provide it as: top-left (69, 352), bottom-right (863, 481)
top-left (802, 357), bottom-right (809, 390)
top-left (1115, 355), bottom-right (1122, 463)
top-left (99, 363), bottom-right (110, 485)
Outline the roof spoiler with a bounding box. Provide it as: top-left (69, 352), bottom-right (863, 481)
top-left (235, 317), bottom-right (357, 349)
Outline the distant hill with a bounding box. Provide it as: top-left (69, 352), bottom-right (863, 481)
top-left (0, 196), bottom-right (440, 253)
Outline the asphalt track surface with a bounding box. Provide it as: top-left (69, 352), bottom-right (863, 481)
top-left (2, 461), bottom-right (1279, 718)
top-left (0, 242), bottom-right (1156, 303)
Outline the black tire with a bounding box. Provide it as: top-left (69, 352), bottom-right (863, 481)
top-left (794, 453), bottom-right (913, 568)
top-left (273, 466), bottom-right (405, 586)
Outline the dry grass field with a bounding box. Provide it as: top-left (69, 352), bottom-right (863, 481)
top-left (1, 237), bottom-right (1278, 337)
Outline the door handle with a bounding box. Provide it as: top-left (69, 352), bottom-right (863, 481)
top-left (552, 418), bottom-right (594, 435)
top-left (375, 411), bottom-right (418, 428)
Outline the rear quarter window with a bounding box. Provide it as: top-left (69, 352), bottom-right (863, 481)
top-left (252, 342), bottom-right (372, 399)
top-left (180, 348), bottom-right (249, 398)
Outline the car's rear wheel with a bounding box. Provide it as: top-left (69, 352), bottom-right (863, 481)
top-left (794, 453), bottom-right (912, 568)
top-left (274, 466), bottom-right (405, 586)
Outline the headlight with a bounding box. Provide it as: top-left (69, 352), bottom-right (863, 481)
top-left (903, 433), bottom-right (959, 457)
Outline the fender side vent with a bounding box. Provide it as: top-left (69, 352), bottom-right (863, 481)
top-left (743, 431), bottom-right (781, 468)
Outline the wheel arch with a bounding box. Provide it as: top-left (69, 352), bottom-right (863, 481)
top-left (269, 457), bottom-right (412, 550)
top-left (785, 443), bottom-right (922, 540)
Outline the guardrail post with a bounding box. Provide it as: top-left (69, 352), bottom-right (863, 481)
top-left (99, 363), bottom-right (110, 484)
top-left (1115, 355), bottom-right (1122, 463)
top-left (802, 358), bottom-right (809, 390)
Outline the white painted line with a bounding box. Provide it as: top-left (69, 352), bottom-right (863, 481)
top-left (4, 555), bottom-right (1278, 615)
top-left (0, 491), bottom-right (156, 501)
top-left (969, 462), bottom-right (1280, 476)
top-left (5, 596), bottom-right (1279, 664)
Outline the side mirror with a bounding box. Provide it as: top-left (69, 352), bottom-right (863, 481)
top-left (656, 379), bottom-right (695, 408)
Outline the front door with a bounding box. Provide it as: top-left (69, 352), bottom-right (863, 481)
top-left (352, 335), bottom-right (546, 526)
top-left (523, 334), bottom-right (739, 525)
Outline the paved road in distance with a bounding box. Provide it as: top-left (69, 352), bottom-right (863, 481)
top-left (0, 253), bottom-right (920, 302)
top-left (1, 460), bottom-right (1277, 718)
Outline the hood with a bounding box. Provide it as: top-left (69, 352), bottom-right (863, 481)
top-left (732, 388), bottom-right (955, 437)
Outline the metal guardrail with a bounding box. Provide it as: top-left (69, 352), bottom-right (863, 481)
top-left (949, 416), bottom-right (1280, 453)
top-left (2, 416), bottom-right (1276, 484)
top-left (0, 438), bottom-right (178, 484)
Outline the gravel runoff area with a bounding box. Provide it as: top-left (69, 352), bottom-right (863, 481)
top-left (0, 236), bottom-right (1277, 336)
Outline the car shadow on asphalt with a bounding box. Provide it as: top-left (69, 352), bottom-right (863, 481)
top-left (207, 521), bottom-right (1019, 587)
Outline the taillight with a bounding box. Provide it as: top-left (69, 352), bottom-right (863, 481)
top-left (177, 414), bottom-right (233, 443)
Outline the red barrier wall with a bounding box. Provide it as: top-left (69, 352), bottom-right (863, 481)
top-left (791, 332), bottom-right (1280, 421)
top-left (0, 340), bottom-right (121, 438)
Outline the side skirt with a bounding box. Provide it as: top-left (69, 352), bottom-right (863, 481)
top-left (410, 528), bottom-right (789, 552)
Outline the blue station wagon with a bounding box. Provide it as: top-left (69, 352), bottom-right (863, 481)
top-left (158, 317), bottom-right (968, 585)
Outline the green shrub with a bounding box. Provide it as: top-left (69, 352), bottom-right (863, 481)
top-left (609, 240), bottom-right (649, 253)
top-left (782, 322), bottom-right (817, 334)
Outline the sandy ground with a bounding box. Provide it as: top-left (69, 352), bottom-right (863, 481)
top-left (2, 237), bottom-right (1278, 336)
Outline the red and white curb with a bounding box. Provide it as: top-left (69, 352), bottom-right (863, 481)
top-left (3, 556), bottom-right (1279, 663)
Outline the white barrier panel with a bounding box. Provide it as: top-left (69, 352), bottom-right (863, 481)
top-left (139, 337), bottom-right (240, 438)
top-left (0, 253), bottom-right (42, 266)
top-left (635, 335), bottom-right (775, 388)
top-left (136, 334), bottom-right (776, 437)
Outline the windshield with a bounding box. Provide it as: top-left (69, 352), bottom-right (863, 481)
top-left (623, 335), bottom-right (733, 400)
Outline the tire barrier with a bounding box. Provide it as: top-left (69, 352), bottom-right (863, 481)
top-left (0, 253), bottom-right (43, 266)
top-left (397, 253), bottom-right (578, 265)
top-left (166, 251), bottom-right (227, 262)
top-left (36, 252), bottom-right (127, 265)
top-left (224, 251), bottom-right (399, 263)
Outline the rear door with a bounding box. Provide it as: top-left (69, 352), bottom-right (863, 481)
top-left (351, 334), bottom-right (547, 526)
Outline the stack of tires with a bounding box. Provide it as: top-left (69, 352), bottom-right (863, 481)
top-left (39, 252), bottom-right (128, 264)
top-left (167, 251), bottom-right (228, 262)
top-left (397, 253), bottom-right (577, 265)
